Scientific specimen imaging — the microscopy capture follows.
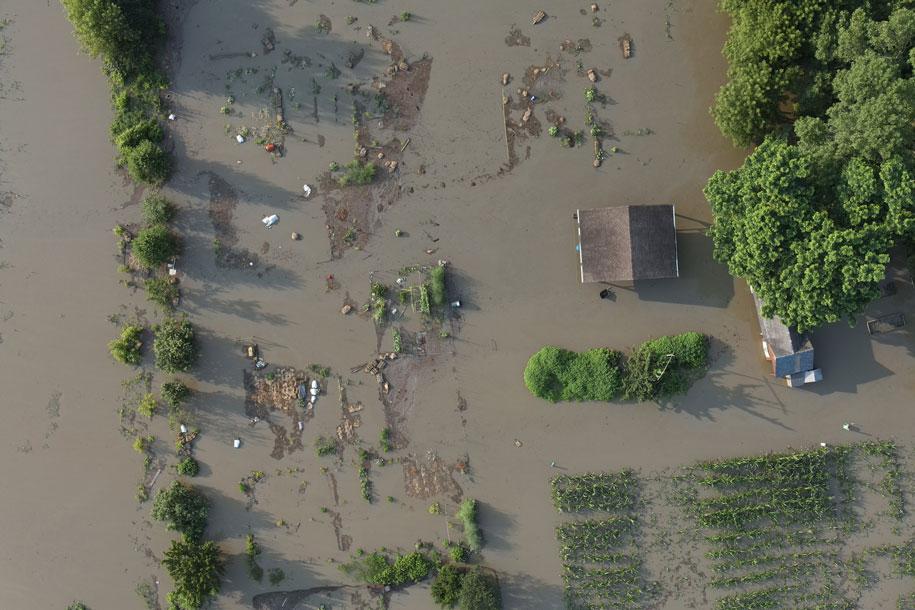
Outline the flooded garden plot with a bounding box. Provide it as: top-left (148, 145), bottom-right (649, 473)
top-left (552, 443), bottom-right (915, 609)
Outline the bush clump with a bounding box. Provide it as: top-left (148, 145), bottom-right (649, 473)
top-left (162, 538), bottom-right (224, 610)
top-left (458, 567), bottom-right (502, 610)
top-left (151, 481), bottom-right (209, 541)
top-left (142, 194), bottom-right (176, 225)
top-left (161, 380), bottom-right (191, 410)
top-left (456, 498), bottom-right (483, 552)
top-left (153, 317), bottom-right (198, 373)
top-left (341, 551), bottom-right (434, 588)
top-left (145, 277), bottom-right (179, 309)
top-left (338, 159), bottom-right (377, 187)
top-left (523, 347), bottom-right (622, 402)
top-left (432, 563), bottom-right (464, 607)
top-left (123, 139), bottom-right (170, 185)
top-left (524, 333), bottom-right (708, 403)
top-left (176, 456), bottom-right (200, 477)
top-left (244, 534), bottom-right (263, 581)
top-left (109, 324), bottom-right (144, 365)
top-left (132, 224), bottom-right (179, 269)
top-left (428, 265), bottom-right (447, 309)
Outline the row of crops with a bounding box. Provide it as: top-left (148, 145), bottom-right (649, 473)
top-left (551, 472), bottom-right (659, 609)
top-left (550, 442), bottom-right (910, 610)
top-left (683, 445), bottom-right (874, 610)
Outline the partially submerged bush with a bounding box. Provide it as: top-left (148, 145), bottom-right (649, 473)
top-left (245, 534), bottom-right (263, 581)
top-left (338, 159), bottom-right (377, 187)
top-left (109, 324), bottom-right (143, 365)
top-left (132, 224), bottom-right (179, 269)
top-left (137, 392), bottom-right (157, 418)
top-left (458, 567), bottom-right (502, 610)
top-left (176, 456), bottom-right (199, 477)
top-left (142, 194), bottom-right (176, 225)
top-left (432, 563), bottom-right (464, 607)
top-left (144, 277), bottom-right (179, 309)
top-left (153, 317), bottom-right (198, 373)
top-left (341, 551), bottom-right (434, 587)
top-left (162, 538), bottom-right (224, 610)
top-left (523, 347), bottom-right (623, 402)
top-left (315, 435), bottom-right (339, 457)
top-left (161, 380), bottom-right (191, 410)
top-left (123, 139), bottom-right (170, 185)
top-left (457, 498), bottom-right (483, 552)
top-left (428, 265), bottom-right (447, 309)
top-left (524, 333), bottom-right (708, 403)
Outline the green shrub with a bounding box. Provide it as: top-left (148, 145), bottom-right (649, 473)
top-left (142, 194), bottom-right (175, 224)
top-left (123, 139), bottom-right (170, 185)
top-left (623, 333), bottom-right (709, 401)
top-left (177, 456), bottom-right (199, 477)
top-left (109, 324), bottom-right (143, 365)
top-left (448, 542), bottom-right (468, 563)
top-left (432, 564), bottom-right (465, 607)
top-left (456, 499), bottom-right (483, 552)
top-left (137, 392), bottom-right (157, 418)
top-left (162, 380), bottom-right (191, 409)
top-left (338, 159), bottom-right (377, 187)
top-left (315, 435), bottom-right (338, 457)
top-left (639, 332), bottom-right (708, 369)
top-left (145, 277), bottom-right (179, 308)
top-left (153, 317), bottom-right (198, 373)
top-left (115, 119), bottom-right (163, 152)
top-left (458, 567), bottom-right (502, 610)
top-left (523, 347), bottom-right (622, 402)
top-left (67, 603), bottom-right (90, 610)
top-left (380, 427), bottom-right (393, 452)
top-left (267, 568), bottom-right (285, 585)
top-left (429, 265), bottom-right (446, 308)
top-left (132, 224), bottom-right (179, 269)
top-left (342, 551), bottom-right (434, 587)
top-left (151, 481), bottom-right (209, 541)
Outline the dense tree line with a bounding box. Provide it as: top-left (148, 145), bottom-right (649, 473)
top-left (62, 0), bottom-right (170, 184)
top-left (708, 1), bottom-right (915, 331)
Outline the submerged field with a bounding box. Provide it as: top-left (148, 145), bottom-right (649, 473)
top-left (0, 0), bottom-right (914, 609)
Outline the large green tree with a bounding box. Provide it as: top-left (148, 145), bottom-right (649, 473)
top-left (153, 317), bottom-right (198, 373)
top-left (151, 481), bottom-right (209, 541)
top-left (162, 539), bottom-right (224, 610)
top-left (708, 5), bottom-right (915, 329)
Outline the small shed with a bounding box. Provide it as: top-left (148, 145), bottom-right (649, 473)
top-left (576, 205), bottom-right (679, 283)
top-left (753, 293), bottom-right (815, 378)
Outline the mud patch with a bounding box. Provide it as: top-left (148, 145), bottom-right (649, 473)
top-left (505, 25), bottom-right (531, 47)
top-left (380, 57), bottom-right (433, 132)
top-left (402, 452), bottom-right (464, 502)
top-left (205, 172), bottom-right (261, 269)
top-left (330, 510), bottom-right (352, 551)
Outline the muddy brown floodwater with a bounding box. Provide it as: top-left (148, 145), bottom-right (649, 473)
top-left (1, 0), bottom-right (914, 609)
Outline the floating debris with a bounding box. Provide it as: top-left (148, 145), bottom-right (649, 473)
top-left (532, 10), bottom-right (547, 25)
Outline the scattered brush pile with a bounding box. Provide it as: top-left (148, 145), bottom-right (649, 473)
top-left (524, 332), bottom-right (708, 403)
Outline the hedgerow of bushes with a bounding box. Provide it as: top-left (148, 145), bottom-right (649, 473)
top-left (523, 332), bottom-right (708, 403)
top-left (61, 0), bottom-right (170, 185)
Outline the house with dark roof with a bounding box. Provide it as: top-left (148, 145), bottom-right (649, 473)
top-left (752, 293), bottom-right (819, 384)
top-left (576, 205), bottom-right (679, 283)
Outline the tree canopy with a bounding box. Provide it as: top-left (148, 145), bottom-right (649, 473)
top-left (708, 4), bottom-right (915, 330)
top-left (162, 539), bottom-right (224, 610)
top-left (151, 481), bottom-right (209, 541)
top-left (153, 317), bottom-right (198, 373)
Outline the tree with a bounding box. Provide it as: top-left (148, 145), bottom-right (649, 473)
top-left (458, 567), bottom-right (502, 610)
top-left (153, 317), bottom-right (198, 373)
top-left (132, 224), bottom-right (179, 269)
top-left (61, 0), bottom-right (139, 72)
top-left (162, 539), bottom-right (224, 610)
top-left (151, 481), bottom-right (209, 541)
top-left (706, 137), bottom-right (911, 331)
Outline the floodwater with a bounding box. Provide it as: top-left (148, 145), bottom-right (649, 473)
top-left (1, 0), bottom-right (914, 609)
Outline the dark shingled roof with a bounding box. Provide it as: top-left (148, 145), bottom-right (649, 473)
top-left (577, 205), bottom-right (679, 283)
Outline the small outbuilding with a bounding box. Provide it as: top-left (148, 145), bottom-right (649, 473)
top-left (752, 293), bottom-right (817, 381)
top-left (576, 205), bottom-right (679, 283)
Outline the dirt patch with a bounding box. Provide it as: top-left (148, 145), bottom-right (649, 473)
top-left (560, 38), bottom-right (592, 54)
top-left (381, 57), bottom-right (433, 132)
top-left (402, 451), bottom-right (464, 502)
